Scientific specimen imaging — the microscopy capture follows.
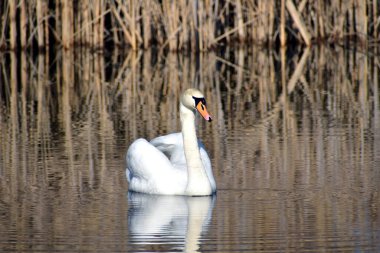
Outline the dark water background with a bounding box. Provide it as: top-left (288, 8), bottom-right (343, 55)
top-left (0, 46), bottom-right (379, 252)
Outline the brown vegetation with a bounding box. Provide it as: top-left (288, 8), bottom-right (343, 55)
top-left (0, 0), bottom-right (379, 51)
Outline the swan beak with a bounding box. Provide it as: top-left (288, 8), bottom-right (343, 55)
top-left (196, 102), bottom-right (212, 122)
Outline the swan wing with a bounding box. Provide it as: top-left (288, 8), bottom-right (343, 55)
top-left (150, 133), bottom-right (216, 192)
top-left (126, 138), bottom-right (186, 194)
top-left (150, 133), bottom-right (187, 169)
top-left (151, 133), bottom-right (216, 192)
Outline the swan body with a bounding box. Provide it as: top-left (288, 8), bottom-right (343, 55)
top-left (126, 89), bottom-right (216, 196)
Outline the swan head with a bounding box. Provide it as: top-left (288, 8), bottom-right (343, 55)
top-left (181, 89), bottom-right (212, 122)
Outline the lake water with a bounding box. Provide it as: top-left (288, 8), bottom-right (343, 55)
top-left (0, 46), bottom-right (379, 252)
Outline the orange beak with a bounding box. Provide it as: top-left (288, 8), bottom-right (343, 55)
top-left (196, 102), bottom-right (212, 122)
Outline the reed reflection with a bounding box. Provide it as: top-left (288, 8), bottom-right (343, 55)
top-left (0, 50), bottom-right (128, 252)
top-left (128, 193), bottom-right (215, 253)
top-left (0, 45), bottom-right (378, 252)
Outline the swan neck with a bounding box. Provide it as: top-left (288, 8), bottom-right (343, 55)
top-left (180, 103), bottom-right (211, 195)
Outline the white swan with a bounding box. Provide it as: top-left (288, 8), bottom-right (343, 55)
top-left (126, 88), bottom-right (216, 196)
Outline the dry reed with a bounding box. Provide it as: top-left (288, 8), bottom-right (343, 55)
top-left (0, 0), bottom-right (379, 51)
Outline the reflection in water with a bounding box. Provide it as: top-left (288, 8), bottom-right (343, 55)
top-left (128, 193), bottom-right (215, 252)
top-left (0, 46), bottom-right (379, 252)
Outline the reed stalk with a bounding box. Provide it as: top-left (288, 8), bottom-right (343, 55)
top-left (235, 0), bottom-right (245, 42)
top-left (36, 0), bottom-right (44, 48)
top-left (373, 0), bottom-right (378, 40)
top-left (142, 0), bottom-right (151, 49)
top-left (197, 0), bottom-right (204, 51)
top-left (280, 0), bottom-right (286, 46)
top-left (61, 0), bottom-right (73, 49)
top-left (356, 0), bottom-right (367, 44)
top-left (19, 0), bottom-right (27, 48)
top-left (256, 1), bottom-right (266, 43)
top-left (8, 0), bottom-right (16, 49)
top-left (94, 0), bottom-right (104, 48)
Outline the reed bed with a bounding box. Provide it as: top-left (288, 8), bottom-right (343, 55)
top-left (0, 0), bottom-right (379, 51)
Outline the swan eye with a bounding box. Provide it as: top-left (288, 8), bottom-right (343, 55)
top-left (192, 96), bottom-right (207, 108)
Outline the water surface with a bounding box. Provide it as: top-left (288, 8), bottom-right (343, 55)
top-left (0, 47), bottom-right (379, 252)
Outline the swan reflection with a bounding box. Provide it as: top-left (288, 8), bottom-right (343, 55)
top-left (128, 192), bottom-right (215, 252)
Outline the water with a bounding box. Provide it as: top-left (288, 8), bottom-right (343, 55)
top-left (0, 47), bottom-right (379, 252)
